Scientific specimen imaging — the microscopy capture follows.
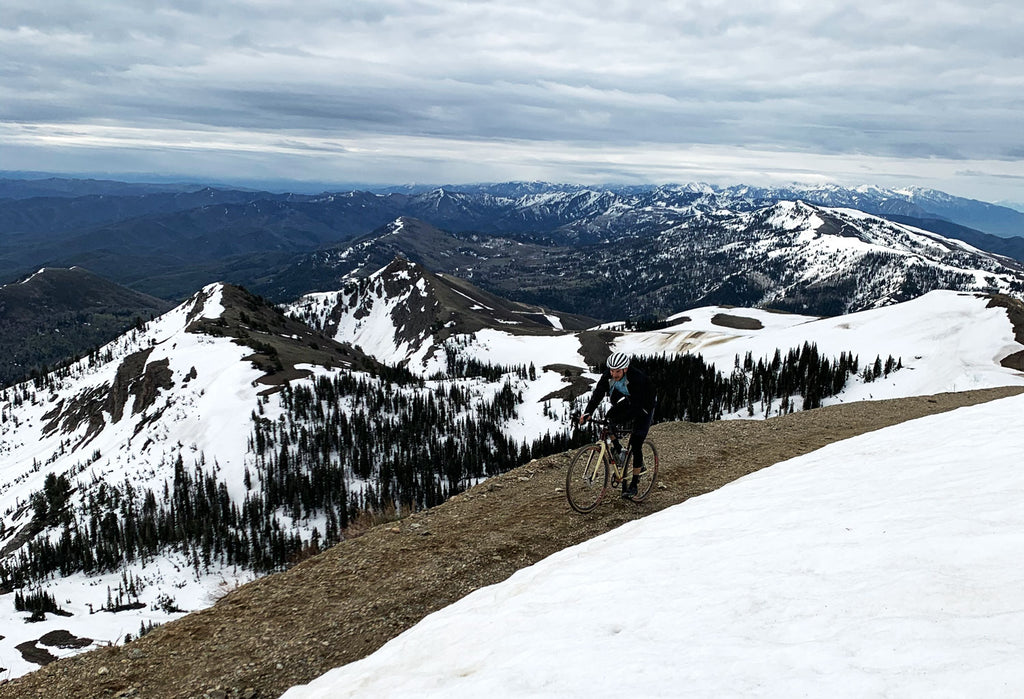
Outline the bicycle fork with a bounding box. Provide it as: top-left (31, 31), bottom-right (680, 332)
top-left (583, 443), bottom-right (609, 486)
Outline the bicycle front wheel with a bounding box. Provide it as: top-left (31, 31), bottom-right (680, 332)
top-left (625, 440), bottom-right (659, 502)
top-left (565, 444), bottom-right (609, 513)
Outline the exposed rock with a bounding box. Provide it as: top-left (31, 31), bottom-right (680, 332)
top-left (987, 294), bottom-right (1024, 370)
top-left (40, 347), bottom-right (174, 448)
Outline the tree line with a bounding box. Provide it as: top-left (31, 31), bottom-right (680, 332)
top-left (629, 343), bottom-right (900, 422)
top-left (2, 343), bottom-right (899, 591)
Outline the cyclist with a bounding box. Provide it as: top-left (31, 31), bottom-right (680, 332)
top-left (578, 352), bottom-right (657, 497)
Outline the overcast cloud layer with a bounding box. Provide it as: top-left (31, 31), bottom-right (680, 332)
top-left (2, 1), bottom-right (1023, 201)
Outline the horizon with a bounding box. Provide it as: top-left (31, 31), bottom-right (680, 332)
top-left (2, 170), bottom-right (1022, 209)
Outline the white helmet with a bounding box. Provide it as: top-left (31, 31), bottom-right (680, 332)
top-left (606, 352), bottom-right (630, 370)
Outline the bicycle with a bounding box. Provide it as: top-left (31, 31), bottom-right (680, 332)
top-left (565, 418), bottom-right (659, 513)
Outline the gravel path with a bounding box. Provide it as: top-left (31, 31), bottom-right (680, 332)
top-left (3, 386), bottom-right (1021, 699)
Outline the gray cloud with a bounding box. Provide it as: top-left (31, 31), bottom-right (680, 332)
top-left (1, 0), bottom-right (1022, 200)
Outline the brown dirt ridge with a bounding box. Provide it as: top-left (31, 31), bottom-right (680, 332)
top-left (3, 386), bottom-right (1021, 699)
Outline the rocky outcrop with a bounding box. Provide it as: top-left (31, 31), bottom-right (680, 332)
top-left (41, 348), bottom-right (174, 448)
top-left (987, 294), bottom-right (1024, 371)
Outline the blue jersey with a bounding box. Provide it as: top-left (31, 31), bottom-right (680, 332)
top-left (609, 376), bottom-right (630, 397)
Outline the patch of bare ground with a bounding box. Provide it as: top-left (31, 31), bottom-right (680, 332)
top-left (3, 386), bottom-right (1022, 699)
top-left (710, 312), bottom-right (764, 330)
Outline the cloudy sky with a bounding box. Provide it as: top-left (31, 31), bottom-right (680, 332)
top-left (2, 1), bottom-right (1022, 201)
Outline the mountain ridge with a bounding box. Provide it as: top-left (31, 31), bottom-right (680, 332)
top-left (286, 253), bottom-right (596, 370)
top-left (1, 386), bottom-right (1020, 698)
top-left (0, 267), bottom-right (173, 387)
top-left (283, 203), bottom-right (1024, 321)
top-left (2, 180), bottom-right (1023, 304)
top-left (2, 263), bottom-right (1024, 682)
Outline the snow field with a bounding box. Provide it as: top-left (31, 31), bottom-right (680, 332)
top-left (285, 393), bottom-right (1024, 698)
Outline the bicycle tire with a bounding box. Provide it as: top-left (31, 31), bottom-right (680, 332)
top-left (565, 444), bottom-right (609, 513)
top-left (624, 439), bottom-right (659, 502)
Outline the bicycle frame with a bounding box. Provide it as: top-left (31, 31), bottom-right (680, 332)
top-left (567, 416), bottom-right (659, 513)
top-left (589, 419), bottom-right (629, 486)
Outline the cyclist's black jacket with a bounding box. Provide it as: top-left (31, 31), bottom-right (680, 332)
top-left (583, 365), bottom-right (656, 422)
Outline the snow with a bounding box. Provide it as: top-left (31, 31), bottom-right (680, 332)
top-left (0, 285), bottom-right (265, 509)
top-left (3, 276), bottom-right (1023, 683)
top-left (284, 391), bottom-right (1024, 698)
top-left (0, 553), bottom-right (255, 679)
top-left (617, 291), bottom-right (1024, 405)
top-left (446, 329), bottom-right (591, 443)
top-left (19, 269), bottom-right (48, 285)
top-left (543, 314), bottom-right (563, 331)
top-left (449, 288), bottom-right (492, 310)
top-left (499, 369), bottom-right (574, 444)
top-left (331, 287), bottom-right (415, 365)
top-left (0, 284), bottom-right (269, 677)
top-left (462, 329), bottom-right (584, 369)
top-left (664, 304), bottom-right (816, 330)
top-left (723, 202), bottom-right (1024, 305)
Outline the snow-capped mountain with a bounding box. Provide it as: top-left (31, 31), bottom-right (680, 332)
top-left (831, 183), bottom-right (1024, 238)
top-left (2, 249), bottom-right (1024, 680)
top-left (275, 202), bottom-right (1024, 321)
top-left (286, 255), bottom-right (595, 372)
top-left (0, 283), bottom-right (389, 678)
top-left (267, 216), bottom-right (547, 297)
top-left (362, 181), bottom-right (1024, 241)
top-left (659, 200), bottom-right (1024, 315)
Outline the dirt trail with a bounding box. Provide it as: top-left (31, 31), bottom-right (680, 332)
top-left (3, 386), bottom-right (1021, 699)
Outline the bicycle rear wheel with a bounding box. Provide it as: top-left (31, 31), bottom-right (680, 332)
top-left (624, 440), bottom-right (659, 502)
top-left (565, 444), bottom-right (609, 513)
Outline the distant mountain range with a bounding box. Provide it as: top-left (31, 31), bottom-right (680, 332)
top-left (2, 178), bottom-right (1023, 306)
top-left (271, 205), bottom-right (1024, 320)
top-left (3, 178), bottom-right (1024, 387)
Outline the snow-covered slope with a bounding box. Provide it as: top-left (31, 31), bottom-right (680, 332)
top-left (651, 201), bottom-right (1024, 315)
top-left (1, 284), bottom-right (257, 510)
top-left (617, 290), bottom-right (1024, 407)
top-left (0, 282), bottom-right (383, 678)
top-left (2, 270), bottom-right (1023, 680)
top-left (286, 256), bottom-right (589, 374)
top-left (284, 390), bottom-right (1024, 698)
top-left (0, 284), bottom-right (268, 677)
